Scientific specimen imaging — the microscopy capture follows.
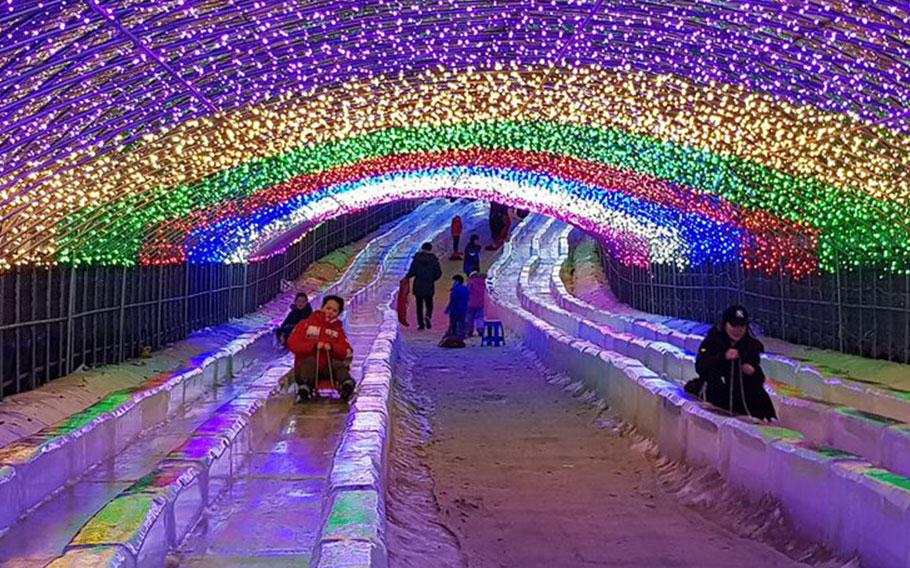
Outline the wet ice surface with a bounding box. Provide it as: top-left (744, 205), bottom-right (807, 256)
top-left (174, 401), bottom-right (348, 567)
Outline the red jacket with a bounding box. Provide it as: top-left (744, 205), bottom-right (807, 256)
top-left (287, 310), bottom-right (352, 367)
top-left (451, 216), bottom-right (463, 237)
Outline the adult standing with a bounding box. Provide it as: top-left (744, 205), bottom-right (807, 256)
top-left (488, 202), bottom-right (507, 247)
top-left (406, 242), bottom-right (443, 330)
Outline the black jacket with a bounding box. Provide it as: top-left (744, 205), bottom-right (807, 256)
top-left (693, 326), bottom-right (777, 420)
top-left (279, 303), bottom-right (313, 331)
top-left (406, 251), bottom-right (443, 297)
top-left (463, 243), bottom-right (481, 275)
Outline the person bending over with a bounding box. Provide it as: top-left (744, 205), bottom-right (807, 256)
top-left (287, 295), bottom-right (355, 402)
top-left (689, 305), bottom-right (776, 420)
top-left (276, 292), bottom-right (313, 346)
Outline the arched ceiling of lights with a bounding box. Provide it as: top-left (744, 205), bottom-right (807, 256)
top-left (1, 0), bottom-right (909, 277)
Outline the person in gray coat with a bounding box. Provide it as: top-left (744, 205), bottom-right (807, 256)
top-left (406, 242), bottom-right (443, 330)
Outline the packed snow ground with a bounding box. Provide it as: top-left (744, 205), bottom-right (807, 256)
top-left (387, 216), bottom-right (843, 567)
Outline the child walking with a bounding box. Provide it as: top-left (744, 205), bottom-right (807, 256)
top-left (466, 272), bottom-right (486, 337)
top-left (444, 274), bottom-right (470, 340)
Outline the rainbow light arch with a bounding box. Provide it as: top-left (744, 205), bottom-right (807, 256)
top-left (2, 2), bottom-right (909, 278)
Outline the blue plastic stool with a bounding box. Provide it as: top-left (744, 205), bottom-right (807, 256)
top-left (482, 320), bottom-right (505, 346)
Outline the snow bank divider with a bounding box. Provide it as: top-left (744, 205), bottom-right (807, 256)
top-left (489, 235), bottom-right (910, 568)
top-left (311, 304), bottom-right (400, 568)
top-left (309, 200), bottom-right (478, 568)
top-left (0, 317), bottom-right (285, 534)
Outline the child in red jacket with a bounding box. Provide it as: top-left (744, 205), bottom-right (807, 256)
top-left (287, 295), bottom-right (355, 402)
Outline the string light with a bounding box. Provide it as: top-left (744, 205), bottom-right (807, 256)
top-left (176, 167), bottom-right (746, 268)
top-left (0, 2), bottom-right (908, 277)
top-left (59, 120), bottom-right (897, 276)
top-left (139, 150), bottom-right (812, 274)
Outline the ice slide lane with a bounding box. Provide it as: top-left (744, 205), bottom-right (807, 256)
top-left (495, 214), bottom-right (910, 567)
top-left (0, 200), bottom-right (462, 567)
top-left (172, 200), bottom-right (477, 566)
top-left (0, 337), bottom-right (287, 567)
top-left (0, 218), bottom-right (391, 566)
top-left (523, 215), bottom-right (910, 477)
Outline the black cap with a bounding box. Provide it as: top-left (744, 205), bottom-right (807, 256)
top-left (722, 305), bottom-right (749, 326)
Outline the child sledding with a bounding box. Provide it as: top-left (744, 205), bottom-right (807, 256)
top-left (287, 295), bottom-right (356, 402)
top-left (685, 305), bottom-right (776, 421)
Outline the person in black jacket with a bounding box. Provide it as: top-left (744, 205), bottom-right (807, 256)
top-left (488, 202), bottom-right (508, 248)
top-left (406, 243), bottom-right (443, 330)
top-left (690, 305), bottom-right (777, 421)
top-left (463, 234), bottom-right (482, 276)
top-left (276, 292), bottom-right (313, 346)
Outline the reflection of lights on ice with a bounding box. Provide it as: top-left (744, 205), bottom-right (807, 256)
top-left (217, 167), bottom-right (741, 269)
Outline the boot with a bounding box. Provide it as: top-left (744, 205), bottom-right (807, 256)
top-left (340, 380), bottom-right (355, 402)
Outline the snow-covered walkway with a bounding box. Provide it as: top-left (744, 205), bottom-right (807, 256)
top-left (386, 216), bottom-right (810, 567)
